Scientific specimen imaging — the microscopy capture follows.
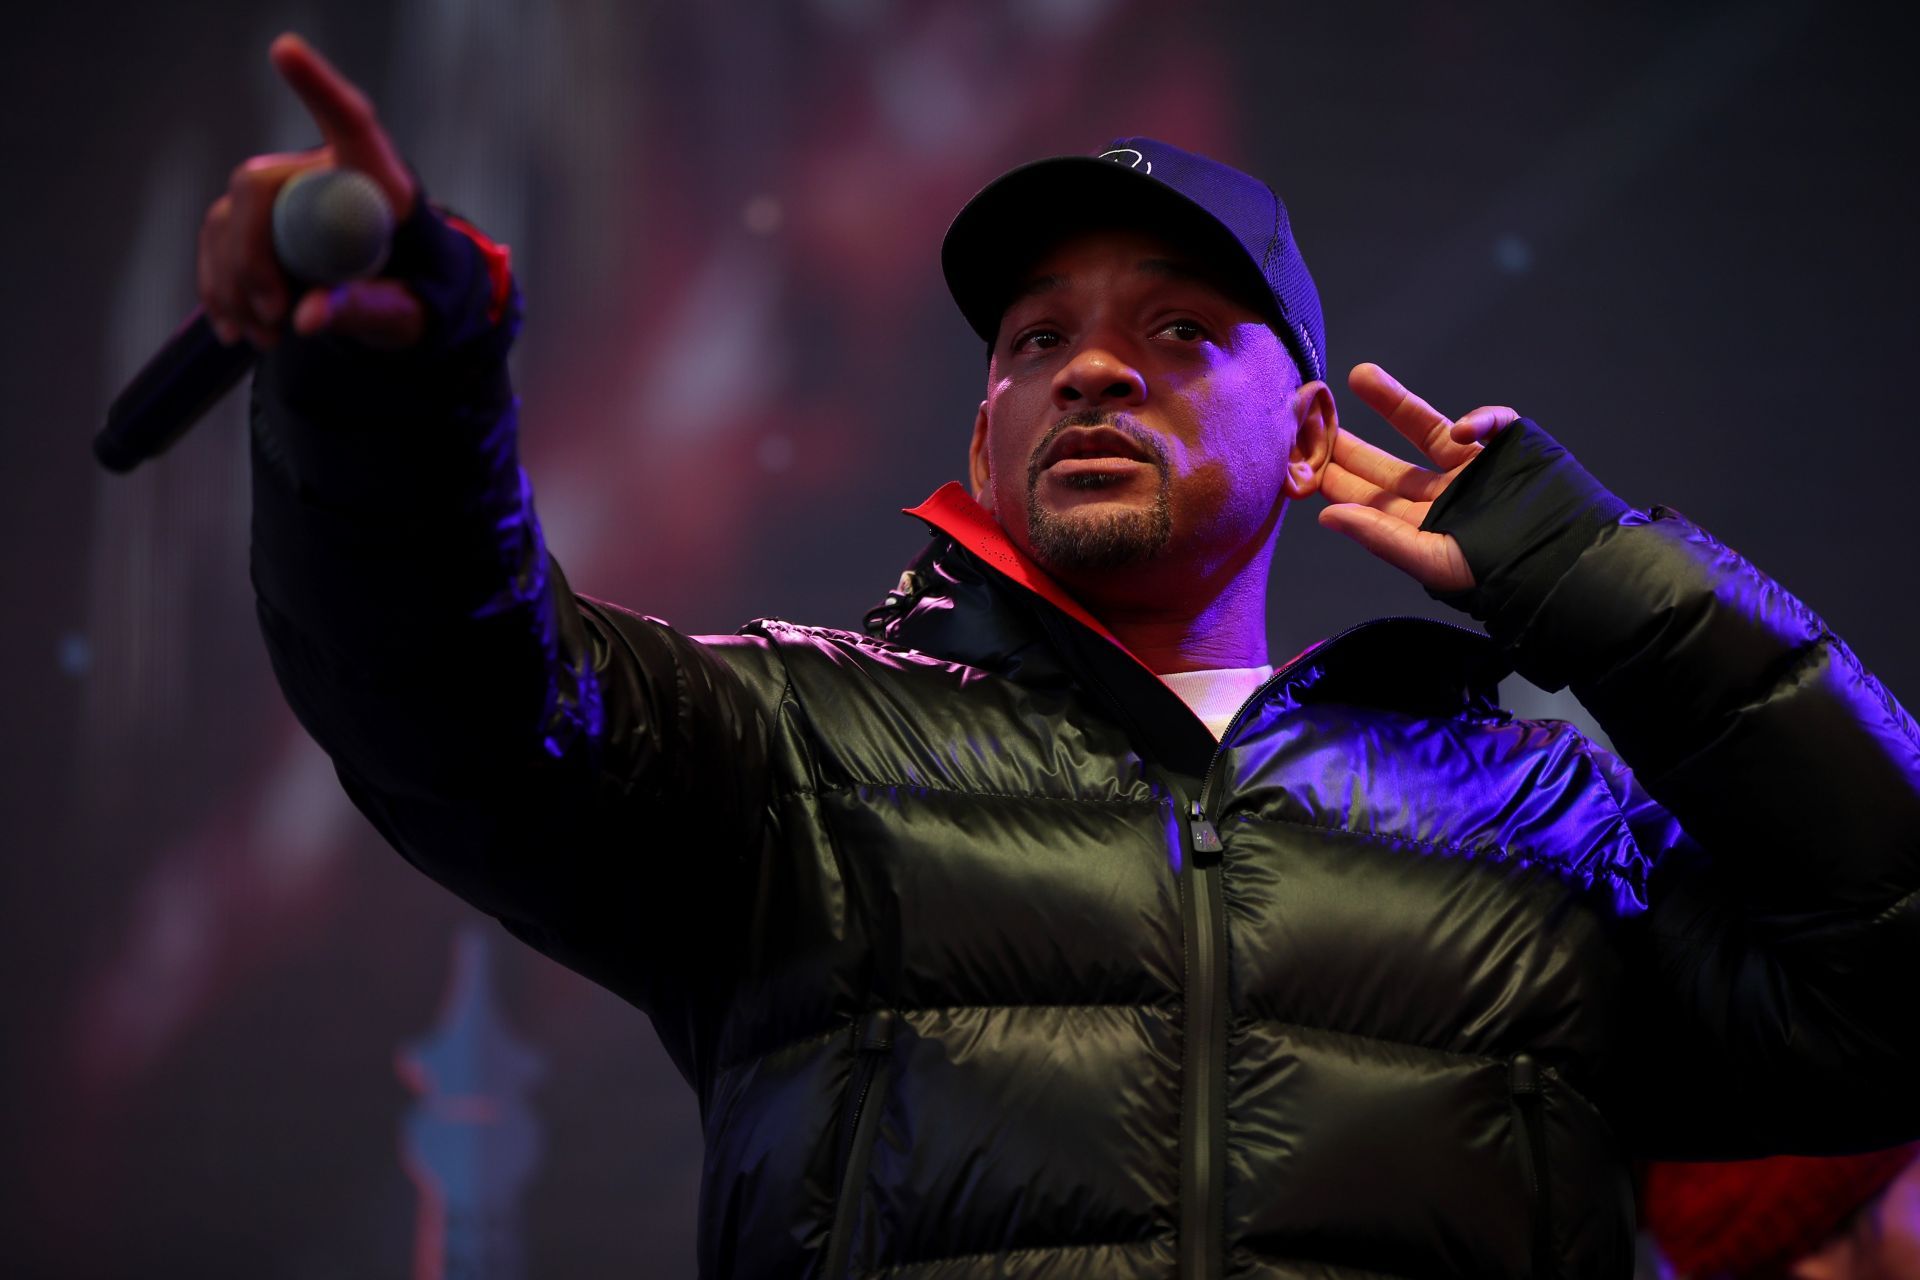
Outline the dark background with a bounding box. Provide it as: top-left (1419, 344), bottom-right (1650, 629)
top-left (3, 1), bottom-right (1915, 1274)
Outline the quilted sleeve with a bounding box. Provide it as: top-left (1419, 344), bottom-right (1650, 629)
top-left (1426, 422), bottom-right (1920, 1156)
top-left (248, 201), bottom-right (778, 1083)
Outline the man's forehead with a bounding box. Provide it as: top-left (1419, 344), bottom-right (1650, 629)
top-left (987, 220), bottom-right (1287, 349)
top-left (1006, 221), bottom-right (1261, 313)
top-left (1009, 255), bottom-right (1224, 308)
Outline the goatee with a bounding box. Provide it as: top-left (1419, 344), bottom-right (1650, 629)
top-left (1024, 412), bottom-right (1173, 572)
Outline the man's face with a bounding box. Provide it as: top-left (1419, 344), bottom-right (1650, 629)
top-left (968, 225), bottom-right (1320, 597)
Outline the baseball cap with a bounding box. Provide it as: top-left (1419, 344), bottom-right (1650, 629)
top-left (942, 136), bottom-right (1326, 385)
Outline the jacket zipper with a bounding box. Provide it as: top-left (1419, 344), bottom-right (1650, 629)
top-left (1173, 641), bottom-right (1315, 1278)
top-left (1174, 782), bottom-right (1225, 1280)
top-left (824, 1009), bottom-right (895, 1278)
top-left (1175, 618), bottom-right (1472, 1277)
top-left (1509, 1053), bottom-right (1554, 1279)
top-left (1190, 614), bottom-right (1484, 825)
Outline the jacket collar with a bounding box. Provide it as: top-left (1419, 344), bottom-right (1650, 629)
top-left (866, 483), bottom-right (1509, 772)
top-left (900, 483), bottom-right (1129, 652)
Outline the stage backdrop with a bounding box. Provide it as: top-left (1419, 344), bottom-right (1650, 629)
top-left (3, 1), bottom-right (1915, 1275)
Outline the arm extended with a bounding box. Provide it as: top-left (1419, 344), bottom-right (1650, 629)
top-left (247, 198), bottom-right (776, 1083)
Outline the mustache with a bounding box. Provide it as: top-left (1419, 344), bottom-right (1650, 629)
top-left (1024, 410), bottom-right (1169, 489)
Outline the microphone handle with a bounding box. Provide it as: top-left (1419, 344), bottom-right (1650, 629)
top-left (94, 310), bottom-right (258, 474)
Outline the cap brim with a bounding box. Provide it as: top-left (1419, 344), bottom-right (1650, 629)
top-left (941, 154), bottom-right (1274, 346)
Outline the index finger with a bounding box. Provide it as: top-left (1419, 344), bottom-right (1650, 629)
top-left (268, 34), bottom-right (378, 152)
top-left (1328, 427), bottom-right (1449, 501)
top-left (267, 33), bottom-right (414, 216)
top-left (1347, 362), bottom-right (1478, 470)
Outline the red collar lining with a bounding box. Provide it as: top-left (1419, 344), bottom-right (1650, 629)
top-left (904, 484), bottom-right (1337, 725)
top-left (903, 482), bottom-right (1131, 652)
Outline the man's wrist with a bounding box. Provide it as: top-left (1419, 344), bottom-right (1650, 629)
top-left (250, 196), bottom-right (523, 510)
top-left (383, 194), bottom-right (520, 358)
top-left (1419, 419), bottom-right (1633, 643)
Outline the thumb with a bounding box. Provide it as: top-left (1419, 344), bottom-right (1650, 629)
top-left (1317, 503), bottom-right (1475, 592)
top-left (292, 280), bottom-right (426, 350)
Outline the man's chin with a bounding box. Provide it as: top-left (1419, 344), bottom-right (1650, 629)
top-left (1034, 486), bottom-right (1154, 523)
top-left (1024, 499), bottom-right (1173, 575)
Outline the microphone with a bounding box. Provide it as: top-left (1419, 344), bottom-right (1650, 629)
top-left (94, 167), bottom-right (395, 473)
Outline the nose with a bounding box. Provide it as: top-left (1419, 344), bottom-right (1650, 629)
top-left (1051, 338), bottom-right (1147, 412)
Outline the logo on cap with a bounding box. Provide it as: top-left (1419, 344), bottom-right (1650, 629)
top-left (1098, 147), bottom-right (1151, 174)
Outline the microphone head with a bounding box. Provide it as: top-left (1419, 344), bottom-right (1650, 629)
top-left (271, 168), bottom-right (394, 286)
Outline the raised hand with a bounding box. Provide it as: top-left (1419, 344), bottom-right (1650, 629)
top-left (196, 34), bottom-right (423, 351)
top-left (1316, 362), bottom-right (1519, 593)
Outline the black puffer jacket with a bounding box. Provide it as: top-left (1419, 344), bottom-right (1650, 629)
top-left (250, 210), bottom-right (1920, 1279)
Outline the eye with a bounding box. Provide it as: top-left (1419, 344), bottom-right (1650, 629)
top-left (1157, 319), bottom-right (1207, 343)
top-left (1011, 327), bottom-right (1062, 354)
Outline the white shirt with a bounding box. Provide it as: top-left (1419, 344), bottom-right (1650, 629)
top-left (1159, 664), bottom-right (1276, 740)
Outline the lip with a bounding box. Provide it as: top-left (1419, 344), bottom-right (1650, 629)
top-left (1039, 425), bottom-right (1157, 472)
top-left (1044, 456), bottom-right (1156, 485)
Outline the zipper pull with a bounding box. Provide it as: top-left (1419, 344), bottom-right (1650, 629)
top-left (1189, 800), bottom-right (1223, 859)
top-left (858, 1009), bottom-right (896, 1053)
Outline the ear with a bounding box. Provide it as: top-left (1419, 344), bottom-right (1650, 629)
top-left (967, 400), bottom-right (993, 508)
top-left (1282, 379), bottom-right (1337, 499)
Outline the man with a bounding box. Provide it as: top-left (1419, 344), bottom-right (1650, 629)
top-left (211, 34), bottom-right (1920, 1280)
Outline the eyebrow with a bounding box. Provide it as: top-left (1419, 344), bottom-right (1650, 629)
top-left (1136, 257), bottom-right (1217, 287)
top-left (1007, 272), bottom-right (1069, 307)
top-left (1006, 257), bottom-right (1221, 309)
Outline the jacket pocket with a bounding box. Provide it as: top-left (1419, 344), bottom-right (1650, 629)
top-left (824, 1009), bottom-right (896, 1278)
top-left (1509, 1053), bottom-right (1554, 1279)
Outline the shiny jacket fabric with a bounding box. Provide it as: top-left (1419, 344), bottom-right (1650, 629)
top-left (249, 214), bottom-right (1920, 1279)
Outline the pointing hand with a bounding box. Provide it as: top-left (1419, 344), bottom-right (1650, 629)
top-left (195, 34), bottom-right (423, 351)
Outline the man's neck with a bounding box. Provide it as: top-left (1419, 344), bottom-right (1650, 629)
top-left (1082, 566), bottom-right (1272, 675)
